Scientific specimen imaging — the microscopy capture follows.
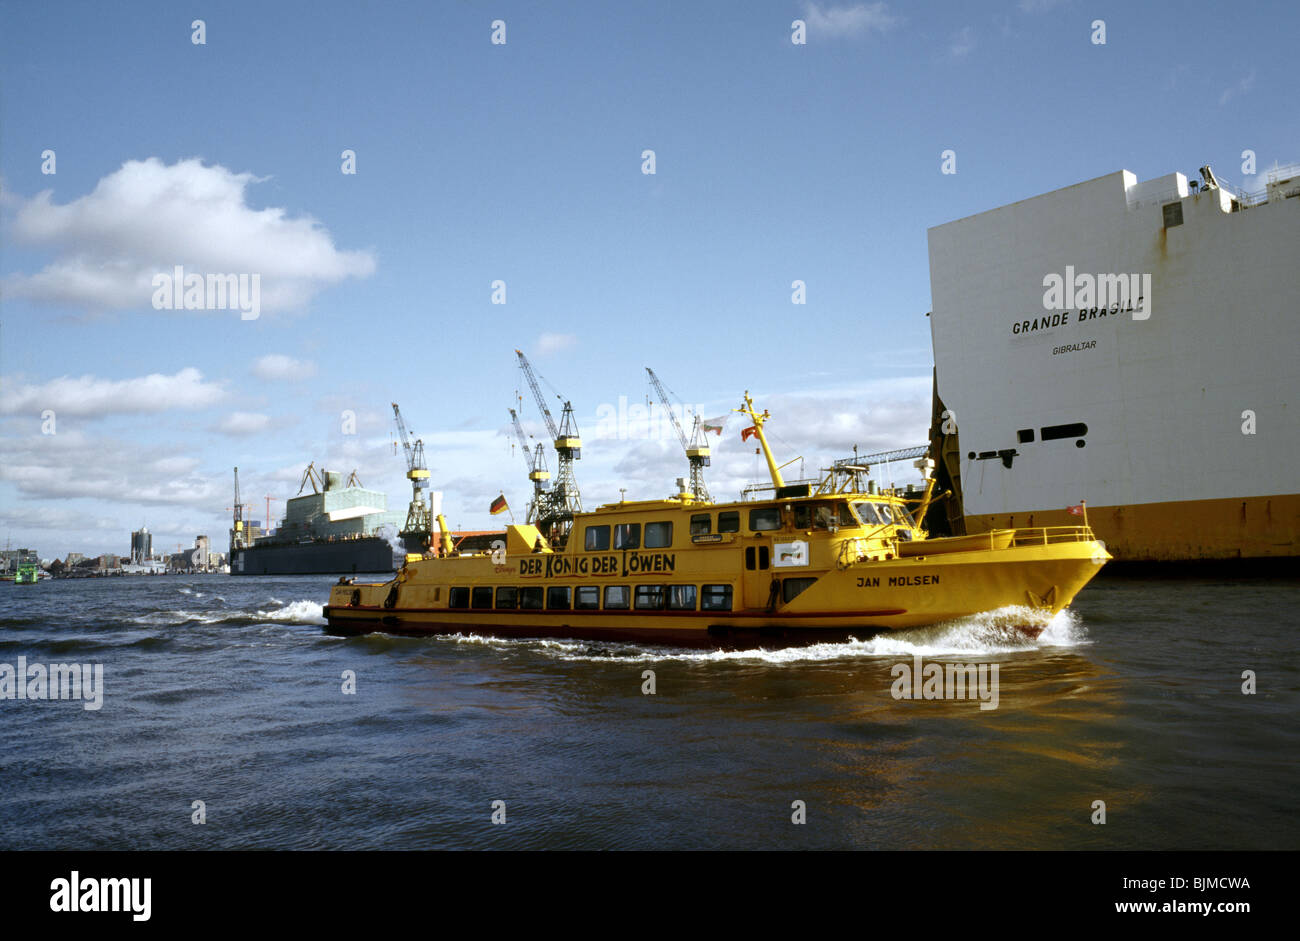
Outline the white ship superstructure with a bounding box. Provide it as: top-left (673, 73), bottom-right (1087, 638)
top-left (927, 164), bottom-right (1299, 561)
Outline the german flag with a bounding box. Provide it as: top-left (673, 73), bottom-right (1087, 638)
top-left (490, 494), bottom-right (509, 515)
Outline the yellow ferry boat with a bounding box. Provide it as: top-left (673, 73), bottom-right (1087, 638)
top-left (324, 394), bottom-right (1110, 645)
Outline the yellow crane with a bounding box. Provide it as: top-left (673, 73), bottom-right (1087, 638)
top-left (515, 350), bottom-right (582, 539)
top-left (646, 366), bottom-right (712, 502)
top-left (391, 403), bottom-right (433, 553)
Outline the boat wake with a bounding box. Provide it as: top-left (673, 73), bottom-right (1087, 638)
top-left (128, 599), bottom-right (325, 626)
top-left (431, 606), bottom-right (1088, 664)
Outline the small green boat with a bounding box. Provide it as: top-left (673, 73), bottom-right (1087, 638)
top-left (13, 562), bottom-right (40, 584)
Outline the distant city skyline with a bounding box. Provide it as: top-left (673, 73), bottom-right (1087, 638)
top-left (2, 0), bottom-right (1294, 555)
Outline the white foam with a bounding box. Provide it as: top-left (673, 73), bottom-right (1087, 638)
top-left (127, 599), bottom-right (326, 626)
top-left (429, 606), bottom-right (1088, 664)
top-left (255, 600), bottom-right (325, 623)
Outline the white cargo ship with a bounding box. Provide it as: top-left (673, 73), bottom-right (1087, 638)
top-left (926, 163), bottom-right (1298, 562)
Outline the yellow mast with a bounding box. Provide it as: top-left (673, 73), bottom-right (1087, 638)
top-left (737, 391), bottom-right (784, 490)
top-left (436, 513), bottom-right (454, 556)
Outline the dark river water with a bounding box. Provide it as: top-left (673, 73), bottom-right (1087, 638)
top-left (1, 572), bottom-right (1295, 850)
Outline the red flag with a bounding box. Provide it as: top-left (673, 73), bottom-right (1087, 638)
top-left (741, 425), bottom-right (758, 442)
top-left (1066, 503), bottom-right (1085, 516)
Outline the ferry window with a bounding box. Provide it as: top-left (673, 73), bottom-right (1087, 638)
top-left (471, 586), bottom-right (493, 609)
top-left (690, 514), bottom-right (711, 536)
top-left (890, 505), bottom-right (917, 526)
top-left (449, 587), bottom-right (470, 609)
top-left (701, 584), bottom-right (733, 611)
top-left (604, 585), bottom-right (630, 609)
top-left (645, 521), bottom-right (672, 548)
top-left (813, 504), bottom-right (834, 529)
top-left (668, 584), bottom-right (696, 610)
top-left (718, 511), bottom-right (740, 533)
top-left (585, 525), bottom-right (610, 551)
top-left (852, 502), bottom-right (887, 525)
top-left (749, 507), bottom-right (780, 531)
top-left (759, 546), bottom-right (770, 569)
top-left (547, 586), bottom-right (571, 610)
top-left (782, 577), bottom-right (816, 603)
top-left (614, 523), bottom-right (641, 550)
top-left (495, 586), bottom-right (518, 609)
top-left (575, 586), bottom-right (600, 610)
top-left (634, 585), bottom-right (666, 610)
top-left (793, 504), bottom-right (811, 529)
top-left (519, 587), bottom-right (544, 610)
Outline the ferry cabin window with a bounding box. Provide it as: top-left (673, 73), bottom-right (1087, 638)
top-left (645, 521), bottom-right (672, 549)
top-left (667, 584), bottom-right (696, 610)
top-left (718, 511), bottom-right (740, 533)
top-left (690, 514), bottom-right (712, 536)
top-left (495, 586), bottom-right (518, 609)
top-left (701, 584), bottom-right (733, 611)
top-left (782, 577), bottom-right (816, 603)
top-left (575, 586), bottom-right (600, 610)
top-left (634, 585), bottom-right (667, 610)
top-left (614, 523), bottom-right (641, 550)
top-left (749, 507), bottom-right (781, 531)
top-left (585, 525), bottom-right (610, 551)
top-left (471, 586), bottom-right (493, 609)
top-left (793, 504), bottom-right (811, 529)
top-left (547, 586), bottom-right (572, 610)
top-left (604, 585), bottom-right (630, 609)
top-left (519, 587), bottom-right (544, 610)
top-left (744, 546), bottom-right (771, 570)
top-left (852, 501), bottom-right (888, 525)
top-left (890, 505), bottom-right (917, 527)
top-left (449, 587), bottom-right (470, 609)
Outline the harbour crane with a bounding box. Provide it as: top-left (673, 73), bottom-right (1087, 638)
top-left (297, 462), bottom-right (324, 495)
top-left (228, 467), bottom-right (249, 551)
top-left (646, 367), bottom-right (712, 502)
top-left (515, 350), bottom-right (582, 537)
top-left (509, 407), bottom-right (551, 523)
top-left (391, 402), bottom-right (432, 552)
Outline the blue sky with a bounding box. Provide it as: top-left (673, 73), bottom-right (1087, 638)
top-left (1, 0), bottom-right (1295, 557)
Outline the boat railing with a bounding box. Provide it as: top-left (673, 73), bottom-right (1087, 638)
top-left (835, 537), bottom-right (877, 569)
top-left (1009, 526), bottom-right (1095, 547)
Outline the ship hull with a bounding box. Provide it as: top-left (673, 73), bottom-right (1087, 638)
top-left (927, 166), bottom-right (1300, 562)
top-left (966, 493), bottom-right (1299, 562)
top-left (231, 537), bottom-right (397, 576)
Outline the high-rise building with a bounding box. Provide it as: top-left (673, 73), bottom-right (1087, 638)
top-left (130, 527), bottom-right (152, 564)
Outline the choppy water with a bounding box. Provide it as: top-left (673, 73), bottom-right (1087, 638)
top-left (1, 573), bottom-right (1296, 849)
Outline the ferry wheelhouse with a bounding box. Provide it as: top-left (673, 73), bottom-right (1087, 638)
top-left (324, 394), bottom-right (1110, 644)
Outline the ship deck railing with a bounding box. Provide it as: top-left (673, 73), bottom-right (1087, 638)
top-left (1008, 526), bottom-right (1096, 547)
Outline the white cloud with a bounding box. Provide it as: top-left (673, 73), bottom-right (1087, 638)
top-left (214, 411), bottom-right (272, 436)
top-left (251, 354), bottom-right (317, 381)
top-left (0, 429), bottom-right (227, 509)
top-left (802, 2), bottom-right (899, 38)
top-left (1219, 70), bottom-right (1256, 106)
top-left (3, 157), bottom-right (376, 314)
top-left (536, 332), bottom-right (578, 356)
top-left (0, 367), bottom-right (225, 417)
top-left (950, 26), bottom-right (976, 58)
